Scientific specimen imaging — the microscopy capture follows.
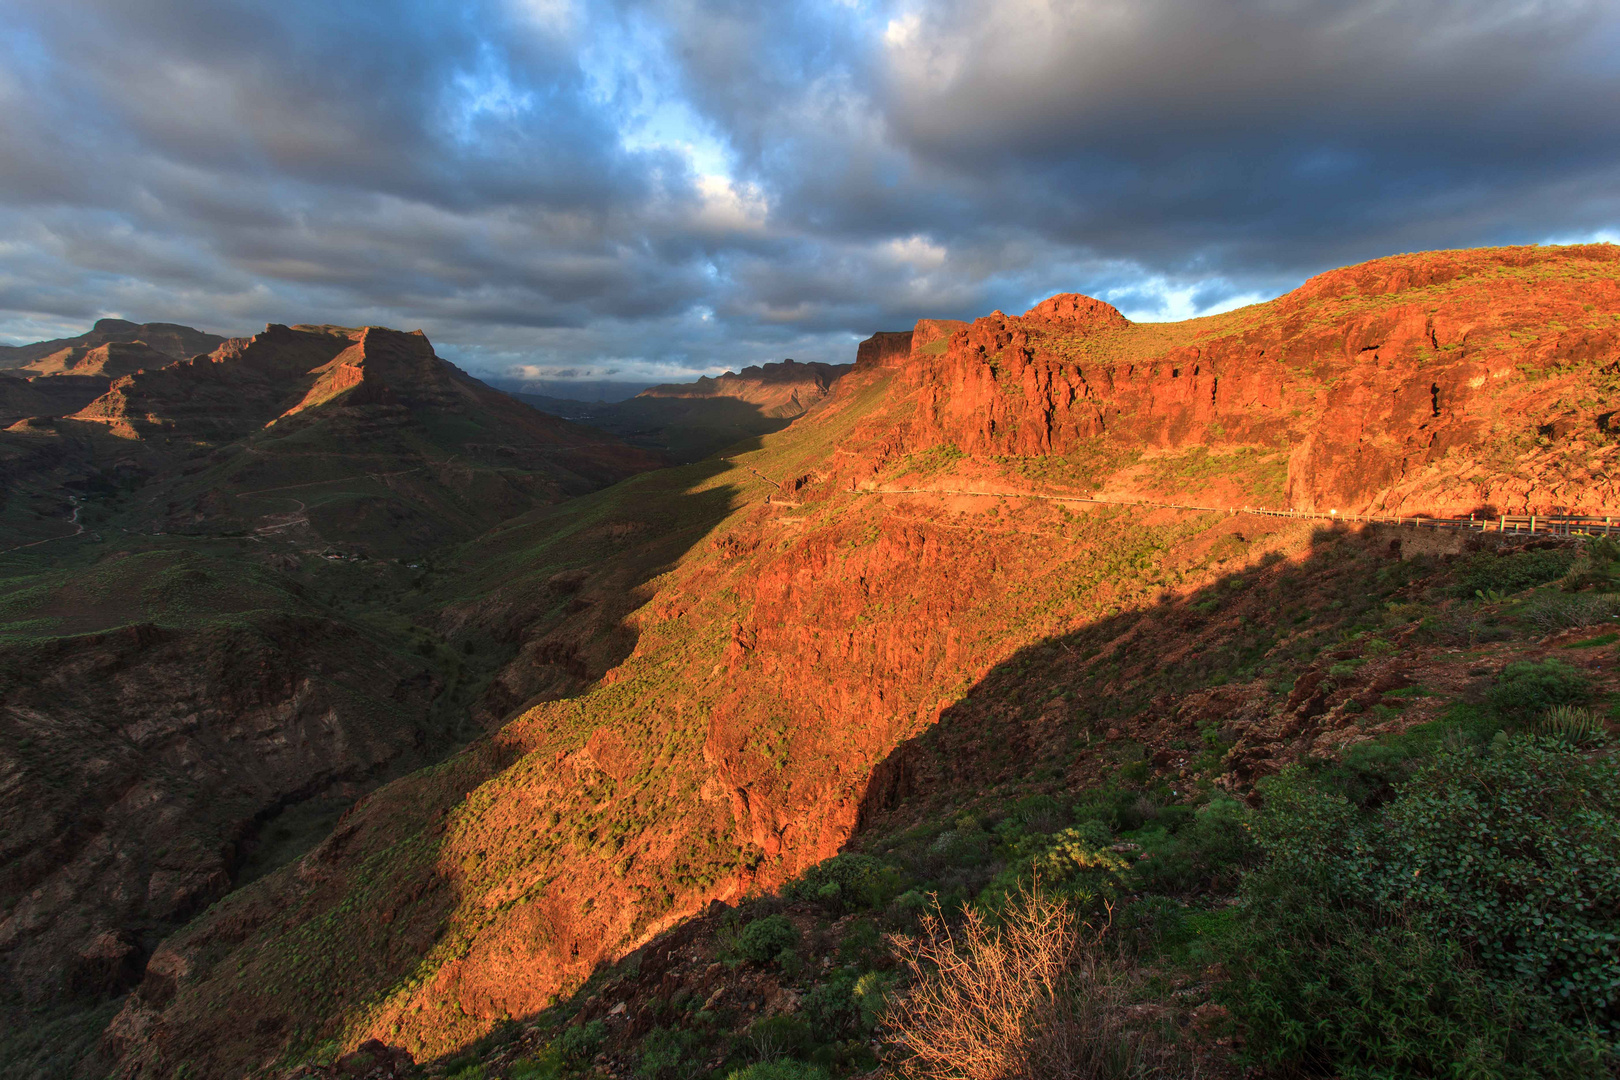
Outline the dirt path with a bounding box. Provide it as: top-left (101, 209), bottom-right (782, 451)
top-left (0, 497), bottom-right (84, 555)
top-left (854, 485), bottom-right (1610, 535)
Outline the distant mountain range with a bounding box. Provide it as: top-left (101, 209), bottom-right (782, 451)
top-left (1, 321), bottom-right (659, 554)
top-left (517, 357), bottom-right (853, 462)
top-left (0, 318), bottom-right (226, 371)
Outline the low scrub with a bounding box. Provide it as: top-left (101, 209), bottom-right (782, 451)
top-left (885, 884), bottom-right (1157, 1080)
top-left (1225, 736), bottom-right (1620, 1077)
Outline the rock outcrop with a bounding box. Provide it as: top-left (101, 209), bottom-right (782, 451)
top-left (898, 245), bottom-right (1620, 515)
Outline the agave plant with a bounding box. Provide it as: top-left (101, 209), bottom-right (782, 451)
top-left (1532, 705), bottom-right (1609, 745)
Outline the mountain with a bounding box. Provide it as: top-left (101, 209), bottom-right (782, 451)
top-left (0, 319), bottom-right (226, 372)
top-left (0, 322), bottom-right (230, 428)
top-left (88, 244), bottom-right (1620, 1078)
top-left (517, 358), bottom-right (854, 463)
top-left (0, 323), bottom-right (661, 556)
top-left (0, 324), bottom-right (669, 1072)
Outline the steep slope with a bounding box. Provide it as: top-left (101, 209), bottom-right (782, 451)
top-left (519, 359), bottom-right (855, 463)
top-left (99, 244), bottom-right (1620, 1076)
top-left (0, 544), bottom-right (462, 1074)
top-left (0, 320), bottom-right (225, 372)
top-left (0, 376), bottom-right (112, 428)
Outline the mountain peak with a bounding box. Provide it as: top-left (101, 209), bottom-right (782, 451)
top-left (1021, 292), bottom-right (1130, 328)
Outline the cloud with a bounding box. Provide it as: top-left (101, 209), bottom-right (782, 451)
top-left (0, 0), bottom-right (1616, 378)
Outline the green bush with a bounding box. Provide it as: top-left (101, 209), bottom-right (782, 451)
top-left (1382, 738), bottom-right (1620, 1023)
top-left (725, 1060), bottom-right (827, 1080)
top-left (1008, 793), bottom-right (1065, 832)
top-left (1226, 895), bottom-right (1600, 1079)
top-left (1130, 797), bottom-right (1257, 895)
top-left (636, 1026), bottom-right (700, 1079)
top-left (1562, 537), bottom-right (1620, 592)
top-left (1534, 705), bottom-right (1609, 745)
top-left (976, 825), bottom-right (1130, 916)
top-left (736, 914), bottom-right (799, 964)
top-left (1487, 659), bottom-right (1591, 723)
top-left (745, 1014), bottom-right (813, 1056)
top-left (1453, 549), bottom-right (1576, 598)
top-left (556, 1020), bottom-right (605, 1063)
top-left (1226, 741), bottom-right (1620, 1075)
top-left (783, 853), bottom-right (903, 914)
top-left (801, 970), bottom-right (894, 1039)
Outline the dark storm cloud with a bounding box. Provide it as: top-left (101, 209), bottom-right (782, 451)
top-left (0, 0), bottom-right (1617, 381)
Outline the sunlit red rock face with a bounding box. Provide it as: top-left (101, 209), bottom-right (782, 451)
top-left (105, 245), bottom-right (1620, 1077)
top-left (902, 244), bottom-right (1620, 515)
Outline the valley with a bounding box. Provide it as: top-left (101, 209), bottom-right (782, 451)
top-left (2, 244), bottom-right (1619, 1080)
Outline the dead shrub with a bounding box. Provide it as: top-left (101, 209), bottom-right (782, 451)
top-left (885, 884), bottom-right (1168, 1080)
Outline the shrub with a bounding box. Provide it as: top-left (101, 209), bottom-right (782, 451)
top-left (1561, 536), bottom-right (1620, 593)
top-left (1129, 798), bottom-right (1257, 896)
top-left (1009, 794), bottom-right (1065, 833)
top-left (977, 829), bottom-right (1129, 917)
top-left (1487, 659), bottom-right (1591, 723)
top-left (1225, 896), bottom-right (1598, 1079)
top-left (745, 1014), bottom-right (813, 1058)
top-left (737, 914), bottom-right (799, 964)
top-left (726, 1061), bottom-right (827, 1080)
top-left (1524, 592), bottom-right (1620, 631)
top-left (785, 853), bottom-right (903, 914)
top-left (1383, 738), bottom-right (1620, 1023)
top-left (637, 1026), bottom-right (700, 1079)
top-left (1453, 549), bottom-right (1576, 598)
top-left (886, 883), bottom-right (1152, 1080)
top-left (556, 1020), bottom-right (605, 1063)
top-left (1226, 742), bottom-right (1620, 1076)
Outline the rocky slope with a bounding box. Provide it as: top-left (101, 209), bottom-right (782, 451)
top-left (98, 245), bottom-right (1620, 1077)
top-left (890, 245), bottom-right (1620, 515)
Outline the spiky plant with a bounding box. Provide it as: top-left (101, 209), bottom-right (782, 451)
top-left (1533, 705), bottom-right (1609, 745)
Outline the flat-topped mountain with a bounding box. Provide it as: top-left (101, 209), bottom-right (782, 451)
top-left (41, 323), bottom-right (661, 552)
top-left (0, 318), bottom-right (226, 371)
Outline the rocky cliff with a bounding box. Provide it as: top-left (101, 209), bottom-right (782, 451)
top-left (896, 245), bottom-right (1620, 515)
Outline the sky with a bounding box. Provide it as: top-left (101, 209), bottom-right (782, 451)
top-left (1, 0), bottom-right (1618, 386)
